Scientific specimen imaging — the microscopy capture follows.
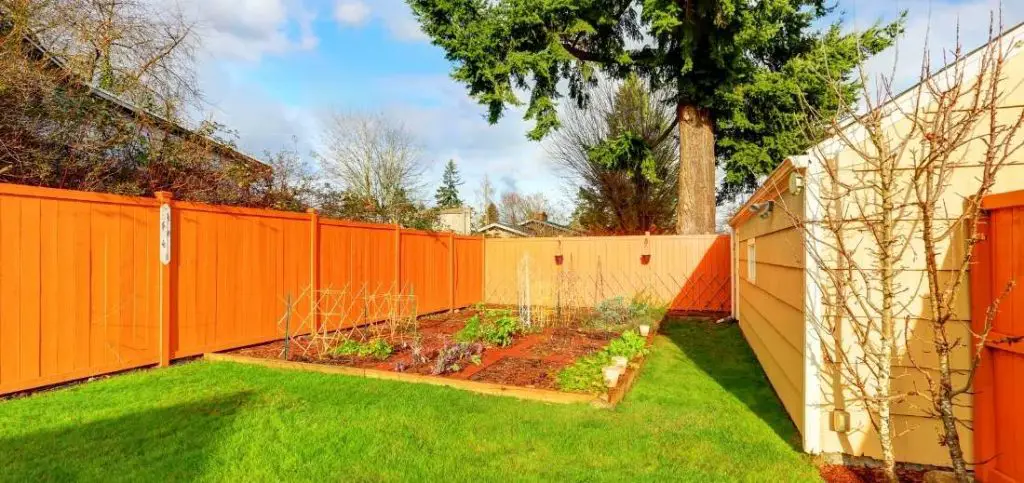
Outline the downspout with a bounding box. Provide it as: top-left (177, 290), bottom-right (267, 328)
top-left (730, 225), bottom-right (738, 319)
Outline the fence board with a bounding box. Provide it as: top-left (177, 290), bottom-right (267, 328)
top-left (483, 234), bottom-right (731, 313)
top-left (0, 187), bottom-right (161, 395)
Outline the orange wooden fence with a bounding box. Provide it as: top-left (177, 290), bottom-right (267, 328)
top-left (483, 234), bottom-right (731, 313)
top-left (0, 183), bottom-right (484, 395)
top-left (971, 190), bottom-right (1024, 483)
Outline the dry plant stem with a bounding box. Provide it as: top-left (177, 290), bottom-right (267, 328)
top-left (905, 19), bottom-right (1024, 481)
top-left (784, 16), bottom-right (1022, 482)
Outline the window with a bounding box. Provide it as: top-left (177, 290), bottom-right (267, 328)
top-left (747, 238), bottom-right (756, 283)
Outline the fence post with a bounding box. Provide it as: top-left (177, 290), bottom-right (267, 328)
top-left (155, 191), bottom-right (173, 367)
top-left (394, 223), bottom-right (402, 294)
top-left (307, 209), bottom-right (320, 331)
top-left (449, 231), bottom-right (455, 312)
top-left (480, 235), bottom-right (486, 305)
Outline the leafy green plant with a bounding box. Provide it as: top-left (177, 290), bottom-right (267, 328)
top-left (481, 311), bottom-right (519, 347)
top-left (556, 351), bottom-right (612, 393)
top-left (331, 339), bottom-right (393, 360)
top-left (606, 331), bottom-right (649, 359)
top-left (456, 309), bottom-right (523, 347)
top-left (361, 339), bottom-right (394, 360)
top-left (331, 339), bottom-right (361, 357)
top-left (455, 315), bottom-right (482, 342)
top-left (557, 329), bottom-right (651, 393)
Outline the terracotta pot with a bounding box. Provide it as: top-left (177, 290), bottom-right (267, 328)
top-left (640, 254), bottom-right (651, 265)
top-left (554, 254), bottom-right (564, 265)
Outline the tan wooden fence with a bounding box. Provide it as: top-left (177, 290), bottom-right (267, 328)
top-left (483, 234), bottom-right (731, 313)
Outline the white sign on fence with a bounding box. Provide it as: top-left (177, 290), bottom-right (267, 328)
top-left (159, 204), bottom-right (171, 265)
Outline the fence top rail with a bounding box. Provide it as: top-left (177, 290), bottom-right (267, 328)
top-left (319, 217), bottom-right (396, 230)
top-left (483, 233), bottom-right (728, 243)
top-left (0, 183), bottom-right (485, 238)
top-left (174, 200), bottom-right (310, 221)
top-left (981, 190), bottom-right (1024, 211)
top-left (0, 182), bottom-right (162, 207)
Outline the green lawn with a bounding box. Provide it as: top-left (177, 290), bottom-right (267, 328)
top-left (0, 319), bottom-right (819, 482)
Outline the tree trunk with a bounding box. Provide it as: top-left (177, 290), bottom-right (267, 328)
top-left (676, 103), bottom-right (716, 234)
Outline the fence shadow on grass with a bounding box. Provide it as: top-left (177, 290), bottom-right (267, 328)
top-left (659, 318), bottom-right (802, 451)
top-left (0, 392), bottom-right (253, 481)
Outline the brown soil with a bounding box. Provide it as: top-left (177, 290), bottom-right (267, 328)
top-left (526, 328), bottom-right (614, 361)
top-left (226, 307), bottom-right (622, 392)
top-left (469, 357), bottom-right (563, 390)
top-left (819, 465), bottom-right (927, 483)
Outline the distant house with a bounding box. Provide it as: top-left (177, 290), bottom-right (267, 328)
top-left (437, 206), bottom-right (473, 234)
top-left (475, 212), bottom-right (576, 238)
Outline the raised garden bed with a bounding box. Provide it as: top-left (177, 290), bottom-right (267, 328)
top-left (222, 300), bottom-right (662, 406)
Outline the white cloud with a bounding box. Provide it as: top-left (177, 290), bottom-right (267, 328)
top-left (839, 0), bottom-right (1024, 97)
top-left (334, 1), bottom-right (372, 26)
top-left (369, 75), bottom-right (566, 207)
top-left (332, 0), bottom-right (428, 42)
top-left (174, 0), bottom-right (319, 62)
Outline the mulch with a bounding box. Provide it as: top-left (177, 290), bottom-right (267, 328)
top-left (227, 308), bottom-right (620, 391)
top-left (819, 464), bottom-right (928, 483)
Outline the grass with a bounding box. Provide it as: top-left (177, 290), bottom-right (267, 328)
top-left (0, 319), bottom-right (819, 482)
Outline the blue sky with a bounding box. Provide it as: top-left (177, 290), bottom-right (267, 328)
top-left (178, 0), bottom-right (1024, 219)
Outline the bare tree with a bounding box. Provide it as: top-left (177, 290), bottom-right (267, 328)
top-left (548, 75), bottom-right (678, 234)
top-left (318, 111), bottom-right (428, 224)
top-left (15, 0), bottom-right (200, 115)
top-left (498, 190), bottom-right (551, 225)
top-left (473, 173), bottom-right (495, 227)
top-left (899, 21), bottom-right (1023, 481)
top-left (785, 17), bottom-right (1023, 482)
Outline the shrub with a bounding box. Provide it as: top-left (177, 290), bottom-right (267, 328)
top-left (593, 297), bottom-right (630, 326)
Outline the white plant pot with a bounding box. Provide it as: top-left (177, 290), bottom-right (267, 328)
top-left (638, 324), bottom-right (651, 337)
top-left (612, 356), bottom-right (628, 369)
top-left (603, 366), bottom-right (623, 388)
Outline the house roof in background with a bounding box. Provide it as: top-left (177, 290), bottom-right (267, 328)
top-left (475, 223), bottom-right (530, 237)
top-left (12, 22), bottom-right (268, 169)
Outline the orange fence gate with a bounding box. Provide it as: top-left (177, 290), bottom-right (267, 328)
top-left (972, 190), bottom-right (1024, 483)
top-left (483, 234), bottom-right (731, 313)
top-left (0, 183), bottom-right (484, 395)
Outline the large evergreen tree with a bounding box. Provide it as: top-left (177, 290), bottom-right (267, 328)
top-left (407, 0), bottom-right (902, 233)
top-left (434, 159), bottom-right (464, 208)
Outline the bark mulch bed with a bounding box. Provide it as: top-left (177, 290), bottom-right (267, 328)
top-left (229, 308), bottom-right (622, 392)
top-left (819, 465), bottom-right (928, 483)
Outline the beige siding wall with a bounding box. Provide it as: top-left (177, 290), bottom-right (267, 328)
top-left (734, 173), bottom-right (807, 433)
top-left (807, 41), bottom-right (1024, 466)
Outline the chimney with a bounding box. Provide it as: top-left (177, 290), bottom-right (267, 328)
top-left (533, 211), bottom-right (548, 222)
